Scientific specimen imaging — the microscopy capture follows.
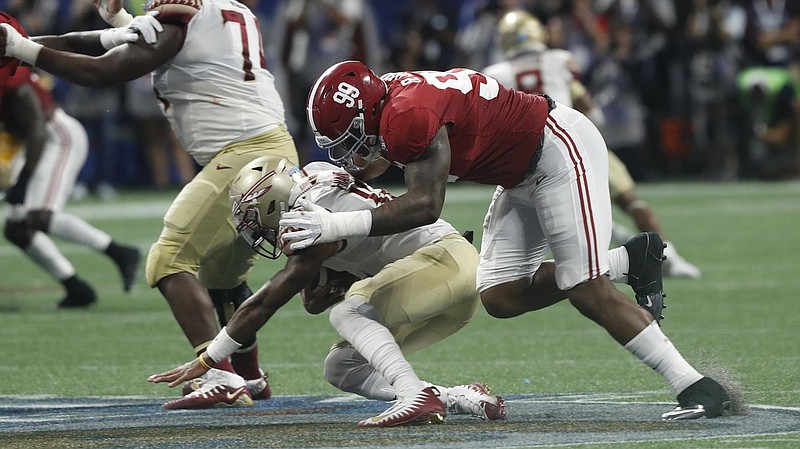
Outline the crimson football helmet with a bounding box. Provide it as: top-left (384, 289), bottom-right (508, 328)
top-left (306, 60), bottom-right (387, 171)
top-left (229, 155), bottom-right (309, 259)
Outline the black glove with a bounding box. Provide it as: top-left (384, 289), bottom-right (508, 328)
top-left (4, 168), bottom-right (31, 205)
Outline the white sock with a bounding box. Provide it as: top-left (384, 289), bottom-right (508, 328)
top-left (49, 212), bottom-right (112, 251)
top-left (25, 232), bottom-right (75, 280)
top-left (330, 296), bottom-right (425, 396)
top-left (624, 322), bottom-right (703, 395)
top-left (606, 246), bottom-right (629, 283)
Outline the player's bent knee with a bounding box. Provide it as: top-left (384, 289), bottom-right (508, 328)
top-left (322, 346), bottom-right (352, 389)
top-left (480, 283), bottom-right (526, 318)
top-left (3, 220), bottom-right (34, 248)
top-left (328, 296), bottom-right (377, 331)
top-left (323, 345), bottom-right (370, 395)
top-left (26, 210), bottom-right (53, 232)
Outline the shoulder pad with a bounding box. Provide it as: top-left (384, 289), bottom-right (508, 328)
top-left (145, 0), bottom-right (201, 25)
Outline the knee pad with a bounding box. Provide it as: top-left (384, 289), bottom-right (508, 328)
top-left (3, 219), bottom-right (34, 248)
top-left (26, 210), bottom-right (53, 233)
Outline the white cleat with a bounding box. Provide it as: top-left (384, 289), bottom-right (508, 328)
top-left (445, 382), bottom-right (507, 420)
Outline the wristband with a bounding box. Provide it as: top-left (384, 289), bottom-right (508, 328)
top-left (332, 210), bottom-right (372, 239)
top-left (197, 353), bottom-right (213, 370)
top-left (12, 38), bottom-right (43, 66)
top-left (99, 29), bottom-right (121, 50)
top-left (204, 327), bottom-right (242, 364)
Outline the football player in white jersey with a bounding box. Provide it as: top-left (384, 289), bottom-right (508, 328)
top-left (483, 10), bottom-right (701, 280)
top-left (149, 156), bottom-right (507, 425)
top-left (0, 0), bottom-right (299, 407)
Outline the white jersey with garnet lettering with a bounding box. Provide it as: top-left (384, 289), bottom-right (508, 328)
top-left (482, 49), bottom-right (579, 107)
top-left (294, 162), bottom-right (459, 279)
top-left (151, 0), bottom-right (285, 166)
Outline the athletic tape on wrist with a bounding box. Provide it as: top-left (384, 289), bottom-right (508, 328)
top-left (204, 327), bottom-right (242, 364)
top-left (99, 29), bottom-right (120, 50)
top-left (102, 8), bottom-right (134, 27)
top-left (333, 210), bottom-right (372, 239)
top-left (13, 37), bottom-right (43, 66)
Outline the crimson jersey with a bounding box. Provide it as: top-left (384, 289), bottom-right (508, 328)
top-left (379, 69), bottom-right (551, 188)
top-left (0, 13), bottom-right (26, 109)
top-left (0, 66), bottom-right (57, 125)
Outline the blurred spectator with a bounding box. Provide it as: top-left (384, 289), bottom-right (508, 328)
top-left (4, 0), bottom-right (61, 35)
top-left (547, 0), bottom-right (608, 75)
top-left (389, 0), bottom-right (460, 71)
top-left (453, 0), bottom-right (526, 70)
top-left (683, 0), bottom-right (745, 179)
top-left (63, 0), bottom-right (125, 200)
top-left (743, 0), bottom-right (800, 68)
top-left (124, 75), bottom-right (196, 190)
top-left (735, 66), bottom-right (800, 179)
top-left (585, 21), bottom-right (650, 181)
top-left (274, 0), bottom-right (382, 164)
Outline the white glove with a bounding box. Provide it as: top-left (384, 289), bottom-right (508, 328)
top-left (0, 23), bottom-right (42, 65)
top-left (100, 12), bottom-right (162, 50)
top-left (279, 199), bottom-right (372, 251)
top-left (129, 11), bottom-right (163, 45)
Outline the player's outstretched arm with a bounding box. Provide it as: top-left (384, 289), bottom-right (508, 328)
top-left (147, 243), bottom-right (337, 387)
top-left (1, 21), bottom-right (177, 88)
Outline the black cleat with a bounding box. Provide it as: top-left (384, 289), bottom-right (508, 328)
top-left (107, 243), bottom-right (142, 292)
top-left (662, 377), bottom-right (732, 420)
top-left (58, 276), bottom-right (97, 308)
top-left (623, 232), bottom-right (667, 323)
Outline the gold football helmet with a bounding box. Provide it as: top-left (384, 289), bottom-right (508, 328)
top-left (229, 155), bottom-right (308, 259)
top-left (497, 10), bottom-right (547, 58)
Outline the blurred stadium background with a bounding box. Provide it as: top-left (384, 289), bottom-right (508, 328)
top-left (1, 0), bottom-right (798, 197)
top-left (1, 2), bottom-right (799, 447)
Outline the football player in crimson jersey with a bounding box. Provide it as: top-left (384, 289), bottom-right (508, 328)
top-left (483, 10), bottom-right (701, 280)
top-left (0, 13), bottom-right (23, 107)
top-left (150, 156), bottom-right (506, 424)
top-left (282, 60), bottom-right (732, 421)
top-left (0, 16), bottom-right (140, 308)
top-left (0, 0), bottom-right (299, 408)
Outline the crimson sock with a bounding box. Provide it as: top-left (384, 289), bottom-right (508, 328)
top-left (231, 344), bottom-right (263, 380)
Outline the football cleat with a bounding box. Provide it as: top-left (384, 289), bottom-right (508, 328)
top-left (662, 377), bottom-right (731, 421)
top-left (180, 377), bottom-right (204, 397)
top-left (246, 370), bottom-right (272, 400)
top-left (58, 276), bottom-right (97, 308)
top-left (357, 386), bottom-right (446, 428)
top-left (112, 245), bottom-right (142, 293)
top-left (163, 368), bottom-right (253, 410)
top-left (182, 370), bottom-right (272, 400)
top-left (444, 382), bottom-right (506, 420)
top-left (623, 232), bottom-right (666, 323)
top-left (445, 383), bottom-right (506, 420)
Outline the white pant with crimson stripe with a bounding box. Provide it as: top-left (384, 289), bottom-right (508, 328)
top-left (477, 103), bottom-right (611, 292)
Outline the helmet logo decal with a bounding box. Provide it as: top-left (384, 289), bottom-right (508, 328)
top-left (333, 82), bottom-right (360, 108)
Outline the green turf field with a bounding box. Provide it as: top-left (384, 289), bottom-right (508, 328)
top-left (1, 181), bottom-right (798, 448)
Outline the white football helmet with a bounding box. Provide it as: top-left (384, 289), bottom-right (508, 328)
top-left (229, 156), bottom-right (309, 259)
top-left (497, 10), bottom-right (548, 58)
